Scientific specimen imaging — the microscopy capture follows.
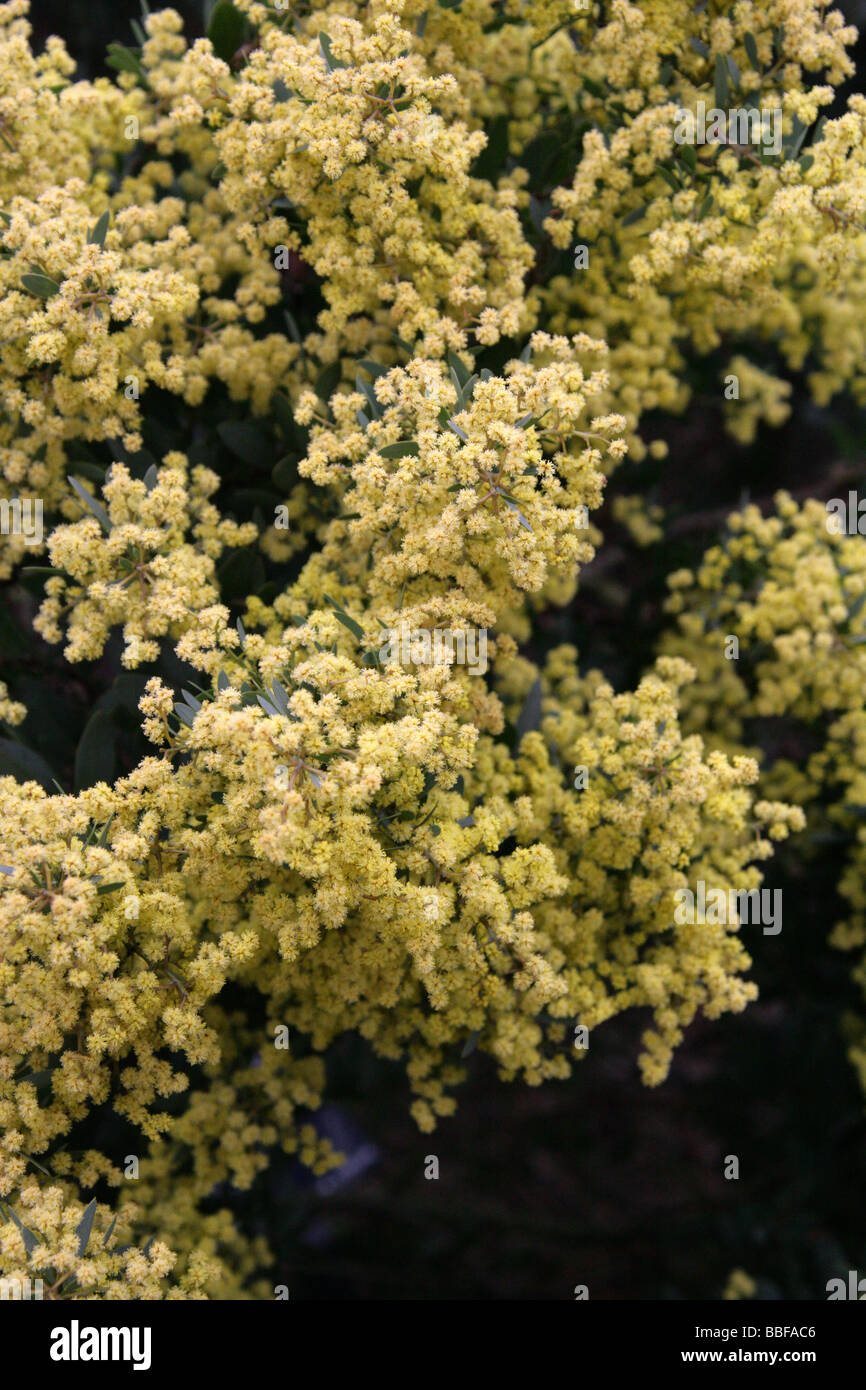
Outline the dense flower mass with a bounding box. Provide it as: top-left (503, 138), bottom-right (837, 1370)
top-left (0, 0), bottom-right (864, 1298)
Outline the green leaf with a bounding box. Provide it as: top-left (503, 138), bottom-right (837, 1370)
top-left (319, 32), bottom-right (348, 72)
top-left (272, 78), bottom-right (292, 102)
top-left (174, 703), bottom-right (195, 728)
top-left (88, 212), bottom-right (110, 249)
top-left (269, 679), bottom-right (290, 716)
top-left (714, 55), bottom-right (729, 109)
top-left (75, 709), bottom-right (116, 792)
top-left (21, 272), bottom-right (60, 299)
top-left (446, 349), bottom-right (472, 390)
top-left (355, 372), bottom-right (381, 419)
top-left (217, 421), bottom-right (272, 469)
top-left (0, 738), bottom-right (56, 790)
top-left (680, 144), bottom-right (697, 171)
top-left (621, 204), bottom-right (649, 226)
top-left (447, 419), bottom-right (468, 442)
top-left (65, 456), bottom-right (107, 484)
top-left (378, 440), bottom-right (419, 458)
top-left (460, 1029), bottom-right (480, 1059)
top-left (75, 1199), bottom-right (98, 1258)
top-left (103, 1214), bottom-right (118, 1249)
top-left (314, 361), bottom-right (342, 403)
top-left (272, 455), bottom-right (300, 491)
top-left (471, 113), bottom-right (509, 181)
top-left (503, 499), bottom-right (533, 531)
top-left (105, 43), bottom-right (148, 83)
top-left (68, 476), bottom-right (111, 533)
top-left (323, 594), bottom-right (365, 642)
top-left (698, 193), bottom-right (714, 219)
top-left (516, 677), bottom-right (543, 746)
top-left (847, 590), bottom-right (866, 625)
top-left (217, 547), bottom-right (265, 601)
top-left (3, 1205), bottom-right (41, 1256)
top-left (357, 359), bottom-right (390, 381)
top-left (726, 53), bottom-right (740, 87)
top-left (743, 32), bottom-right (760, 71)
top-left (788, 114), bottom-right (809, 160)
top-left (207, 1), bottom-right (245, 63)
top-left (689, 37), bottom-right (709, 56)
top-left (799, 154), bottom-right (814, 174)
top-left (95, 881), bottom-right (126, 895)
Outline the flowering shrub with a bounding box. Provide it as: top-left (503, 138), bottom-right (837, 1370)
top-left (1, 0), bottom-right (865, 1298)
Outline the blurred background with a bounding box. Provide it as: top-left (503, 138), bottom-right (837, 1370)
top-left (16, 0), bottom-right (866, 1298)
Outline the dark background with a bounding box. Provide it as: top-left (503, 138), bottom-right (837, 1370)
top-left (15, 0), bottom-right (866, 1298)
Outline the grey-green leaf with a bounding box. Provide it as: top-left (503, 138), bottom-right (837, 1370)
top-left (21, 272), bottom-right (61, 299)
top-left (621, 204), bottom-right (648, 227)
top-left (503, 499), bottom-right (533, 531)
top-left (319, 32), bottom-right (348, 72)
top-left (75, 709), bottom-right (116, 792)
top-left (68, 476), bottom-right (111, 533)
top-left (516, 677), bottom-right (543, 745)
top-left (88, 212), bottom-right (110, 249)
top-left (75, 1198), bottom-right (98, 1258)
top-left (323, 594), bottom-right (365, 642)
top-left (379, 440), bottom-right (419, 458)
top-left (4, 1204), bottom-right (41, 1256)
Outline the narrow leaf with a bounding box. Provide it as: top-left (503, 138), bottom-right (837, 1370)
top-left (68, 476), bottom-right (111, 533)
top-left (319, 32), bottom-right (347, 72)
top-left (714, 55), bottom-right (729, 109)
top-left (323, 594), bottom-right (364, 641)
top-left (4, 1205), bottom-right (40, 1256)
top-left (88, 212), bottom-right (110, 249)
top-left (516, 677), bottom-right (543, 745)
top-left (621, 204), bottom-right (648, 227)
top-left (75, 1199), bottom-right (97, 1258)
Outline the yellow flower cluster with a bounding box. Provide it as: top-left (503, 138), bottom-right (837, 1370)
top-left (34, 455), bottom-right (256, 667)
top-left (0, 0), bottom-right (862, 1297)
top-left (539, 1), bottom-right (865, 450)
top-left (661, 493), bottom-right (866, 1101)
